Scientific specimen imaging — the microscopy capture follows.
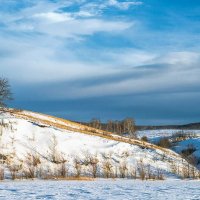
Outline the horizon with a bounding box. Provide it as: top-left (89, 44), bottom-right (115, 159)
top-left (1, 0), bottom-right (200, 125)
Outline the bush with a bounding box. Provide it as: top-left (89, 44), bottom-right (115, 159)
top-left (0, 167), bottom-right (4, 180)
top-left (181, 144), bottom-right (196, 158)
top-left (141, 136), bottom-right (148, 142)
top-left (157, 137), bottom-right (171, 148)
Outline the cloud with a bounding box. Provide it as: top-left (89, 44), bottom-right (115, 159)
top-left (158, 51), bottom-right (200, 65)
top-left (9, 50), bottom-right (200, 102)
top-left (108, 0), bottom-right (143, 10)
top-left (33, 17), bottom-right (132, 38)
top-left (0, 1), bottom-right (133, 38)
top-left (33, 12), bottom-right (72, 23)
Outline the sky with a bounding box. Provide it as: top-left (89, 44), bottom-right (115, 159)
top-left (1, 0), bottom-right (200, 125)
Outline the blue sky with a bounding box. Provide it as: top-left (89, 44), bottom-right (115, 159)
top-left (1, 0), bottom-right (200, 125)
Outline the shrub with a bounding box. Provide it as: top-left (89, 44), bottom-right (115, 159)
top-left (102, 160), bottom-right (113, 178)
top-left (73, 158), bottom-right (82, 178)
top-left (0, 167), bottom-right (4, 180)
top-left (157, 137), bottom-right (171, 148)
top-left (141, 136), bottom-right (148, 142)
top-left (181, 144), bottom-right (196, 158)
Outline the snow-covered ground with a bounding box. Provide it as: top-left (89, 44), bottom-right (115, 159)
top-left (1, 110), bottom-right (200, 199)
top-left (0, 109), bottom-right (199, 180)
top-left (138, 129), bottom-right (200, 168)
top-left (0, 111), bottom-right (188, 179)
top-left (0, 179), bottom-right (200, 200)
top-left (137, 129), bottom-right (200, 140)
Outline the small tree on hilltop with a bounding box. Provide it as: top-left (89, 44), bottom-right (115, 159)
top-left (0, 78), bottom-right (12, 109)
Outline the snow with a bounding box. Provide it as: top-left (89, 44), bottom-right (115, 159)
top-left (137, 129), bottom-right (200, 168)
top-left (1, 110), bottom-right (200, 198)
top-left (137, 129), bottom-right (200, 140)
top-left (0, 110), bottom-right (198, 179)
top-left (175, 138), bottom-right (200, 152)
top-left (0, 116), bottom-right (175, 177)
top-left (0, 179), bottom-right (200, 200)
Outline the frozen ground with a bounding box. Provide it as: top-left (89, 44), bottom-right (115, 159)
top-left (0, 179), bottom-right (200, 200)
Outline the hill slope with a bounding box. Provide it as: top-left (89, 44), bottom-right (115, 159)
top-left (0, 109), bottom-right (198, 180)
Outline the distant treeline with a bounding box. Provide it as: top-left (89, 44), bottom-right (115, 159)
top-left (137, 122), bottom-right (200, 131)
top-left (80, 118), bottom-right (137, 138)
top-left (79, 119), bottom-right (200, 136)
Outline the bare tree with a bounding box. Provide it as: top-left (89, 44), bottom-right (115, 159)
top-left (23, 153), bottom-right (41, 179)
top-left (47, 134), bottom-right (68, 179)
top-left (130, 165), bottom-right (137, 179)
top-left (0, 78), bottom-right (12, 108)
top-left (156, 168), bottom-right (164, 180)
top-left (48, 134), bottom-right (65, 164)
top-left (58, 161), bottom-right (68, 178)
top-left (88, 155), bottom-right (99, 178)
top-left (73, 157), bottom-right (82, 178)
top-left (119, 161), bottom-right (128, 178)
top-left (90, 118), bottom-right (101, 129)
top-left (84, 153), bottom-right (99, 178)
top-left (122, 118), bottom-right (136, 138)
top-left (0, 167), bottom-right (4, 180)
top-left (102, 159), bottom-right (113, 178)
top-left (137, 159), bottom-right (146, 180)
top-left (106, 120), bottom-right (113, 132)
top-left (7, 162), bottom-right (22, 180)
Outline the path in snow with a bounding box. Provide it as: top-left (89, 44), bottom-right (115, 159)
top-left (0, 180), bottom-right (200, 200)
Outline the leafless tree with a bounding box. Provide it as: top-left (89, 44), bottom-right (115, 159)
top-left (156, 168), bottom-right (164, 180)
top-left (146, 165), bottom-right (153, 179)
top-left (122, 118), bottom-right (136, 138)
top-left (88, 155), bottom-right (99, 178)
top-left (137, 159), bottom-right (146, 180)
top-left (8, 162), bottom-right (22, 180)
top-left (130, 165), bottom-right (137, 179)
top-left (102, 159), bottom-right (113, 178)
top-left (48, 134), bottom-right (66, 164)
top-left (47, 134), bottom-right (68, 178)
top-left (0, 167), bottom-right (4, 180)
top-left (90, 118), bottom-right (101, 129)
top-left (73, 157), bottom-right (82, 178)
top-left (23, 153), bottom-right (41, 179)
top-left (106, 120), bottom-right (113, 132)
top-left (58, 161), bottom-right (68, 178)
top-left (119, 161), bottom-right (128, 178)
top-left (0, 78), bottom-right (12, 108)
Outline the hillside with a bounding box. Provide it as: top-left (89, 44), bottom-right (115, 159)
top-left (138, 129), bottom-right (200, 169)
top-left (0, 109), bottom-right (199, 180)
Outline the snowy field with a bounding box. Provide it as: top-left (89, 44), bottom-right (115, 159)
top-left (0, 179), bottom-right (200, 200)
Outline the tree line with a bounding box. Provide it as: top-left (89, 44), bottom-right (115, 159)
top-left (85, 118), bottom-right (137, 138)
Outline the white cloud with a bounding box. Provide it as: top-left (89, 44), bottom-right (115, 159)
top-left (158, 52), bottom-right (200, 65)
top-left (1, 1), bottom-right (133, 38)
top-left (33, 12), bottom-right (73, 23)
top-left (108, 0), bottom-right (143, 10)
top-left (0, 33), bottom-right (118, 83)
top-left (32, 17), bottom-right (132, 37)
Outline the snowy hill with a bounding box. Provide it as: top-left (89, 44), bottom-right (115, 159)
top-left (0, 109), bottom-right (198, 180)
